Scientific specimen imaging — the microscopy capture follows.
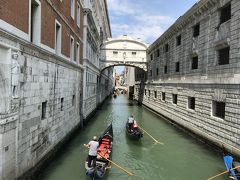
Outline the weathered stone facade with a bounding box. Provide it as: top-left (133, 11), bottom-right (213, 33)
top-left (134, 0), bottom-right (240, 157)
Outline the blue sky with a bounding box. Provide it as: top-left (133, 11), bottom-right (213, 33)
top-left (107, 0), bottom-right (198, 73)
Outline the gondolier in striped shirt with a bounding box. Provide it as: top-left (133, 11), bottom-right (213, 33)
top-left (84, 136), bottom-right (99, 168)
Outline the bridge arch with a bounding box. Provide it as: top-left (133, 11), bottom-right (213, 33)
top-left (100, 35), bottom-right (148, 71)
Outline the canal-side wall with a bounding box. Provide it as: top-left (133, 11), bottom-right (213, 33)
top-left (134, 0), bottom-right (240, 157)
top-left (0, 31), bottom-right (83, 180)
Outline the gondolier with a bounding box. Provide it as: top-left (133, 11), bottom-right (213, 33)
top-left (84, 136), bottom-right (99, 168)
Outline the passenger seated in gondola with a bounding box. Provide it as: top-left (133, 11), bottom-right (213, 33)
top-left (128, 115), bottom-right (134, 130)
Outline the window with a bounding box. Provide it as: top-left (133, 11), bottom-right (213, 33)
top-left (172, 94), bottom-right (177, 104)
top-left (193, 23), bottom-right (200, 37)
top-left (41, 101), bottom-right (47, 120)
top-left (55, 21), bottom-right (61, 54)
top-left (70, 37), bottom-right (74, 61)
top-left (192, 56), bottom-right (198, 69)
top-left (71, 0), bottom-right (75, 19)
top-left (220, 3), bottom-right (231, 24)
top-left (77, 3), bottom-right (80, 27)
top-left (156, 68), bottom-right (159, 76)
top-left (157, 49), bottom-right (160, 57)
top-left (162, 92), bottom-right (165, 101)
top-left (150, 70), bottom-right (152, 77)
top-left (218, 47), bottom-right (229, 65)
top-left (72, 95), bottom-right (75, 107)
top-left (165, 44), bottom-right (169, 52)
top-left (212, 101), bottom-right (225, 119)
top-left (113, 51), bottom-right (118, 55)
top-left (148, 90), bottom-right (151, 96)
top-left (188, 97), bottom-right (195, 110)
top-left (176, 35), bottom-right (181, 46)
top-left (175, 62), bottom-right (180, 72)
top-left (164, 65), bottom-right (167, 74)
top-left (76, 43), bottom-right (80, 63)
top-left (61, 98), bottom-right (64, 111)
top-left (144, 89), bottom-right (147, 95)
top-left (150, 54), bottom-right (153, 60)
top-left (132, 52), bottom-right (136, 55)
top-left (154, 91), bottom-right (157, 98)
top-left (30, 0), bottom-right (41, 44)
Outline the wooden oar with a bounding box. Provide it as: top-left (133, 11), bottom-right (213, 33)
top-left (83, 145), bottom-right (134, 176)
top-left (138, 126), bottom-right (163, 145)
top-left (207, 165), bottom-right (240, 180)
top-left (97, 152), bottom-right (134, 176)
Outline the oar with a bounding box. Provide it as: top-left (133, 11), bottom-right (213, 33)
top-left (83, 145), bottom-right (134, 176)
top-left (207, 165), bottom-right (240, 180)
top-left (138, 126), bottom-right (163, 145)
top-left (97, 152), bottom-right (134, 176)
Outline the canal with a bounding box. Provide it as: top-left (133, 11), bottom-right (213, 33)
top-left (36, 95), bottom-right (228, 180)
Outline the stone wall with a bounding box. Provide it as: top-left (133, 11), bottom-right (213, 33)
top-left (0, 31), bottom-right (83, 179)
top-left (135, 0), bottom-right (240, 157)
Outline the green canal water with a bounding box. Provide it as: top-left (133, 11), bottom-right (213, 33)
top-left (36, 95), bottom-right (229, 180)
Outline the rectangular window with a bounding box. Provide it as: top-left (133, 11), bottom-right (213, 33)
top-left (175, 62), bottom-right (180, 72)
top-left (55, 22), bottom-right (61, 54)
top-left (113, 51), bottom-right (118, 55)
top-left (154, 91), bottom-right (157, 98)
top-left (150, 70), bottom-right (152, 77)
top-left (71, 0), bottom-right (75, 19)
top-left (77, 3), bottom-right (80, 27)
top-left (188, 97), bottom-right (195, 110)
top-left (212, 101), bottom-right (225, 119)
top-left (148, 90), bottom-right (151, 96)
top-left (193, 23), bottom-right (200, 37)
top-left (41, 101), bottom-right (47, 120)
top-left (76, 43), bottom-right (80, 63)
top-left (192, 56), bottom-right (198, 69)
top-left (172, 94), bottom-right (177, 104)
top-left (132, 52), bottom-right (137, 55)
top-left (218, 47), bottom-right (229, 65)
top-left (72, 95), bottom-right (75, 107)
top-left (150, 54), bottom-right (153, 60)
top-left (145, 89), bottom-right (147, 95)
top-left (164, 65), bottom-right (167, 74)
top-left (220, 3), bottom-right (231, 24)
top-left (162, 92), bottom-right (165, 101)
top-left (157, 49), bottom-right (160, 57)
top-left (70, 37), bottom-right (74, 61)
top-left (30, 0), bottom-right (40, 44)
top-left (165, 44), bottom-right (169, 52)
top-left (176, 35), bottom-right (181, 46)
top-left (61, 98), bottom-right (64, 111)
top-left (156, 68), bottom-right (159, 76)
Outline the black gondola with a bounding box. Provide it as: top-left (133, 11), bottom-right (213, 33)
top-left (126, 120), bottom-right (143, 140)
top-left (85, 123), bottom-right (113, 180)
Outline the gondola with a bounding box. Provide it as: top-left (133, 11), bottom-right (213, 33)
top-left (223, 155), bottom-right (240, 180)
top-left (85, 123), bottom-right (113, 180)
top-left (126, 120), bottom-right (143, 140)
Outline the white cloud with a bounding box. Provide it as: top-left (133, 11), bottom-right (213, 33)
top-left (107, 0), bottom-right (174, 43)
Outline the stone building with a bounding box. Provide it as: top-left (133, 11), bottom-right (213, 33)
top-left (0, 0), bottom-right (85, 179)
top-left (134, 0), bottom-right (240, 156)
top-left (82, 0), bottom-right (112, 121)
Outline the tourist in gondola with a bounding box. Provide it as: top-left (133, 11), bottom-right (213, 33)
top-left (128, 115), bottom-right (134, 131)
top-left (84, 136), bottom-right (99, 168)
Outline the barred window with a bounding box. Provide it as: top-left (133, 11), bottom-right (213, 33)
top-left (162, 92), bottom-right (165, 101)
top-left (212, 101), bottom-right (225, 119)
top-left (188, 97), bottom-right (195, 110)
top-left (157, 49), bottom-right (160, 57)
top-left (154, 91), bottom-right (157, 98)
top-left (192, 56), bottom-right (198, 69)
top-left (175, 62), bottom-right (180, 72)
top-left (193, 24), bottom-right (200, 37)
top-left (164, 65), bottom-right (167, 74)
top-left (156, 68), bottom-right (159, 76)
top-left (176, 35), bottom-right (181, 46)
top-left (165, 44), bottom-right (169, 52)
top-left (218, 47), bottom-right (229, 65)
top-left (172, 94), bottom-right (177, 104)
top-left (220, 3), bottom-right (231, 24)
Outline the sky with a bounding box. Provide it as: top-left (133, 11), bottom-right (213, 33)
top-left (107, 0), bottom-right (198, 73)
